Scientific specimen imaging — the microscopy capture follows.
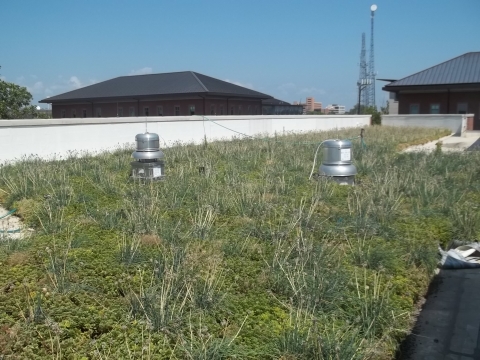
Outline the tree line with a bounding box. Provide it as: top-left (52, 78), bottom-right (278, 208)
top-left (0, 67), bottom-right (50, 119)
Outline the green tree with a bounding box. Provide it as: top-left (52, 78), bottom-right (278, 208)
top-left (363, 106), bottom-right (381, 125)
top-left (348, 105), bottom-right (382, 124)
top-left (348, 104), bottom-right (365, 114)
top-left (347, 104), bottom-right (373, 115)
top-left (0, 80), bottom-right (36, 119)
top-left (35, 110), bottom-right (52, 119)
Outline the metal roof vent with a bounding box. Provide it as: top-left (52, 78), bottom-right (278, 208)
top-left (131, 132), bottom-right (165, 180)
top-left (319, 139), bottom-right (357, 185)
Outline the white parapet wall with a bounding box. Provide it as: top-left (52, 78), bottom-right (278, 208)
top-left (0, 115), bottom-right (370, 163)
top-left (382, 114), bottom-right (472, 137)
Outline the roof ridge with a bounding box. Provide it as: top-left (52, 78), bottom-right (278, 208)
top-left (190, 72), bottom-right (209, 92)
top-left (118, 70), bottom-right (192, 79)
top-left (390, 52), bottom-right (475, 85)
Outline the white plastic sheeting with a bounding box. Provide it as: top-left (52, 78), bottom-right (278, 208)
top-left (440, 243), bottom-right (480, 269)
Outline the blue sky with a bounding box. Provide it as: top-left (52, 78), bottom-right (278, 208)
top-left (1, 0), bottom-right (479, 110)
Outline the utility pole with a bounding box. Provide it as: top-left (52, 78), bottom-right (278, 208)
top-left (357, 79), bottom-right (372, 114)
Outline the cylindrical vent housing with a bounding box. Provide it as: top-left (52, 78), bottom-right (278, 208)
top-left (132, 132), bottom-right (165, 161)
top-left (319, 139), bottom-right (357, 185)
top-left (131, 132), bottom-right (165, 180)
top-left (135, 133), bottom-right (160, 152)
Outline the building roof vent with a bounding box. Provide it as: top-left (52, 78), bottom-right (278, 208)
top-left (132, 132), bottom-right (165, 160)
top-left (131, 132), bottom-right (165, 180)
top-left (319, 139), bottom-right (357, 185)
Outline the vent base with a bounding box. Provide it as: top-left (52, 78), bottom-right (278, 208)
top-left (130, 161), bottom-right (165, 180)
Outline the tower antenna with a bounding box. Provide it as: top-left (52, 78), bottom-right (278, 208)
top-left (358, 32), bottom-right (368, 110)
top-left (367, 4), bottom-right (377, 108)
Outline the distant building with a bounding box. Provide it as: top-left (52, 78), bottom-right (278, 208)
top-left (382, 52), bottom-right (480, 129)
top-left (325, 104), bottom-right (346, 114)
top-left (387, 91), bottom-right (399, 115)
top-left (294, 97), bottom-right (322, 114)
top-left (262, 98), bottom-right (303, 115)
top-left (306, 97), bottom-right (322, 112)
top-left (40, 71), bottom-right (272, 118)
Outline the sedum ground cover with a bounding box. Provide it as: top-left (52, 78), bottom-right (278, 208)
top-left (0, 126), bottom-right (479, 359)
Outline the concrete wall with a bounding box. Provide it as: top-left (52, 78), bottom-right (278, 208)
top-left (387, 99), bottom-right (399, 115)
top-left (382, 114), bottom-right (473, 136)
top-left (0, 115), bottom-right (370, 163)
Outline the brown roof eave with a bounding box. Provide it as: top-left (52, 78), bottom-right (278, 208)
top-left (200, 92), bottom-right (272, 100)
top-left (383, 83), bottom-right (480, 93)
top-left (39, 93), bottom-right (208, 104)
top-left (40, 92), bottom-right (273, 103)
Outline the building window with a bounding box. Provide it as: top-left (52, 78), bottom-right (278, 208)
top-left (409, 104), bottom-right (419, 114)
top-left (117, 107), bottom-right (123, 117)
top-left (230, 106), bottom-right (234, 115)
top-left (144, 107), bottom-right (149, 116)
top-left (61, 110), bottom-right (66, 118)
top-left (157, 106), bottom-right (163, 116)
top-left (238, 106), bottom-right (242, 115)
top-left (457, 103), bottom-right (468, 114)
top-left (175, 106), bottom-right (180, 116)
top-left (190, 105), bottom-right (195, 115)
top-left (72, 109), bottom-right (76, 118)
top-left (430, 104), bottom-right (440, 114)
top-left (129, 107), bottom-right (135, 116)
top-left (219, 105), bottom-right (224, 115)
top-left (210, 104), bottom-right (215, 115)
top-left (96, 108), bottom-right (102, 117)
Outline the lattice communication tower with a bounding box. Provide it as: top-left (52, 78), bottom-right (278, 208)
top-left (366, 4), bottom-right (377, 108)
top-left (358, 33), bottom-right (368, 109)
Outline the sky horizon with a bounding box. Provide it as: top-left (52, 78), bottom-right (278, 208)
top-left (1, 0), bottom-right (479, 110)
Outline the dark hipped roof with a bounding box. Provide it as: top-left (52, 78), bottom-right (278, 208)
top-left (377, 78), bottom-right (398, 82)
top-left (383, 52), bottom-right (480, 90)
top-left (40, 71), bottom-right (272, 103)
top-left (262, 98), bottom-right (293, 105)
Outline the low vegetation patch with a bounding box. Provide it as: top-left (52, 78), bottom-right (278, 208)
top-left (1, 125), bottom-right (478, 359)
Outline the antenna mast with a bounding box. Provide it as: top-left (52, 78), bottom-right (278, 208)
top-left (358, 33), bottom-right (368, 110)
top-left (367, 4), bottom-right (377, 108)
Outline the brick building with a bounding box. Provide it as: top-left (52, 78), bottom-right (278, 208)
top-left (292, 97), bottom-right (322, 114)
top-left (262, 98), bottom-right (303, 115)
top-left (40, 71), bottom-right (272, 118)
top-left (382, 52), bottom-right (480, 129)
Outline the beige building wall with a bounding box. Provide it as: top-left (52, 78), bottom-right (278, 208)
top-left (294, 97), bottom-right (323, 114)
top-left (306, 97), bottom-right (314, 112)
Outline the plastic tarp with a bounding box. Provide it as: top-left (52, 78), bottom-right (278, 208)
top-left (439, 243), bottom-right (480, 269)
